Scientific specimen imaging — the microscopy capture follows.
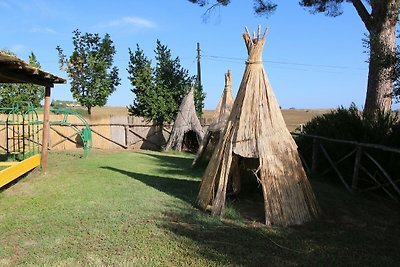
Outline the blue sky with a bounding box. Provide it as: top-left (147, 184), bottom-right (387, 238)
top-left (2, 0), bottom-right (391, 110)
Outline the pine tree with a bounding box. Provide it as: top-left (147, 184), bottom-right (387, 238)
top-left (127, 44), bottom-right (156, 119)
top-left (128, 40), bottom-right (205, 124)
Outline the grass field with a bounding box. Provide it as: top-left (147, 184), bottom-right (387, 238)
top-left (1, 150), bottom-right (399, 266)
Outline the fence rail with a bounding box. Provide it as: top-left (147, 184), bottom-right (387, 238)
top-left (0, 116), bottom-right (174, 152)
top-left (294, 133), bottom-right (400, 201)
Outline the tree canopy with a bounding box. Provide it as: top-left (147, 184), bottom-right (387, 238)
top-left (57, 29), bottom-right (120, 115)
top-left (0, 51), bottom-right (44, 108)
top-left (128, 40), bottom-right (205, 124)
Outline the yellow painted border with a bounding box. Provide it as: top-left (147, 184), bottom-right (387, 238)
top-left (0, 154), bottom-right (41, 188)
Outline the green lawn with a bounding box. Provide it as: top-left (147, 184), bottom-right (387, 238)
top-left (0, 150), bottom-right (399, 266)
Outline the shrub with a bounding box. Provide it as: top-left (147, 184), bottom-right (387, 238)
top-left (296, 104), bottom-right (400, 198)
top-left (298, 103), bottom-right (400, 146)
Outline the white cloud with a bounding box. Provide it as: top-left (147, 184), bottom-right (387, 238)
top-left (102, 16), bottom-right (156, 29)
top-left (30, 26), bottom-right (58, 35)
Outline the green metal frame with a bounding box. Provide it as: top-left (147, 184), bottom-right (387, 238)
top-left (0, 102), bottom-right (92, 160)
top-left (0, 101), bottom-right (40, 161)
top-left (35, 107), bottom-right (92, 158)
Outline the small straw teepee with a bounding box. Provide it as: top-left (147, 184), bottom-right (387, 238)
top-left (165, 86), bottom-right (204, 151)
top-left (192, 70), bottom-right (234, 167)
top-left (197, 26), bottom-right (319, 226)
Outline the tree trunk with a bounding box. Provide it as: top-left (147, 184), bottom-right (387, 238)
top-left (88, 106), bottom-right (91, 115)
top-left (363, 1), bottom-right (399, 115)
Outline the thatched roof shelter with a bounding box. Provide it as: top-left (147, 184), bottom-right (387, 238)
top-left (196, 27), bottom-right (319, 226)
top-left (0, 51), bottom-right (66, 172)
top-left (0, 52), bottom-right (65, 86)
top-left (165, 86), bottom-right (204, 151)
top-left (192, 70), bottom-right (234, 167)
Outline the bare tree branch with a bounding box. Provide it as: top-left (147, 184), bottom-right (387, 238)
top-left (351, 0), bottom-right (373, 31)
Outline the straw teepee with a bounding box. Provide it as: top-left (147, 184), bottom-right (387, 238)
top-left (192, 70), bottom-right (234, 167)
top-left (165, 86), bottom-right (204, 151)
top-left (196, 26), bottom-right (319, 226)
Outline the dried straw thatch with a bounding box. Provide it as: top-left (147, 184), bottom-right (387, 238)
top-left (196, 26), bottom-right (320, 226)
top-left (165, 86), bottom-right (204, 151)
top-left (192, 70), bottom-right (234, 167)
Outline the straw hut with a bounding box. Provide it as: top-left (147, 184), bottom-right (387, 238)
top-left (165, 86), bottom-right (204, 151)
top-left (192, 70), bottom-right (234, 167)
top-left (196, 26), bottom-right (319, 226)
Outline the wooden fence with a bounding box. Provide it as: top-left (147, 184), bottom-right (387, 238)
top-left (2, 113), bottom-right (398, 200)
top-left (295, 133), bottom-right (400, 201)
top-left (0, 114), bottom-right (209, 153)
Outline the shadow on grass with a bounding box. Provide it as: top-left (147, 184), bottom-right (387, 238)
top-left (100, 166), bottom-right (199, 204)
top-left (158, 185), bottom-right (400, 267)
top-left (160, 208), bottom-right (310, 266)
top-left (0, 169), bottom-right (36, 193)
top-left (140, 151), bottom-right (193, 165)
top-left (137, 151), bottom-right (203, 176)
top-left (103, 153), bottom-right (400, 266)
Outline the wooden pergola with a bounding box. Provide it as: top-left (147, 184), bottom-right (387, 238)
top-left (0, 51), bottom-right (66, 173)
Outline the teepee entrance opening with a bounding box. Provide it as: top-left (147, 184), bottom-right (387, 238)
top-left (182, 130), bottom-right (201, 152)
top-left (226, 156), bottom-right (265, 222)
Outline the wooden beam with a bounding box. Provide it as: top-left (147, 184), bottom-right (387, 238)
top-left (364, 152), bottom-right (400, 195)
top-left (40, 85), bottom-right (52, 174)
top-left (91, 129), bottom-right (128, 149)
top-left (320, 143), bottom-right (353, 193)
top-left (352, 147), bottom-right (363, 190)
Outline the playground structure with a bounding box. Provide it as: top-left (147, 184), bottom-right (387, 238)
top-left (0, 102), bottom-right (41, 188)
top-left (1, 50), bottom-right (67, 178)
top-left (46, 107), bottom-right (92, 158)
top-left (0, 102), bottom-right (43, 159)
top-left (0, 102), bottom-right (92, 189)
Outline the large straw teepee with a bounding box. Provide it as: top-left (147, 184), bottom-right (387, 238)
top-left (192, 70), bottom-right (234, 167)
top-left (197, 26), bottom-right (319, 226)
top-left (165, 86), bottom-right (204, 151)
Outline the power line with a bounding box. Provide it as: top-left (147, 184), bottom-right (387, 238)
top-left (202, 54), bottom-right (367, 71)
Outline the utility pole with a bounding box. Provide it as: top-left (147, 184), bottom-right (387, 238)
top-left (196, 42), bottom-right (202, 90)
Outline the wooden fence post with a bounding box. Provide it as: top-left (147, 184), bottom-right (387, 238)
top-left (311, 138), bottom-right (319, 173)
top-left (352, 146), bottom-right (363, 190)
top-left (124, 125), bottom-right (129, 148)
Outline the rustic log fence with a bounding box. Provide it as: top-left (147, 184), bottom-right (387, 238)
top-left (294, 133), bottom-right (400, 201)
